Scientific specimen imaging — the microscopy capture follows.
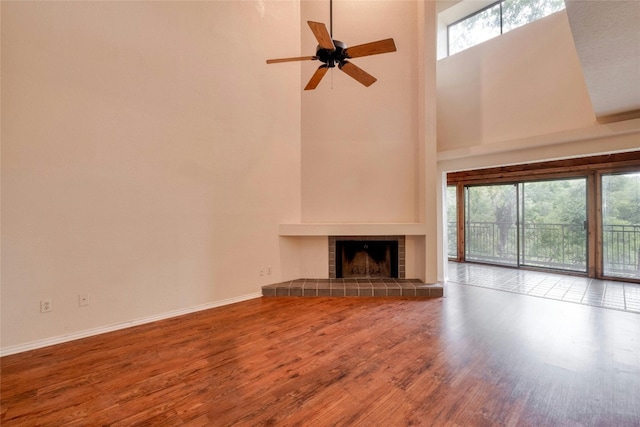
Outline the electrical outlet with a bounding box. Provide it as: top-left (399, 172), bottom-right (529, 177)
top-left (266, 265), bottom-right (272, 275)
top-left (259, 267), bottom-right (265, 276)
top-left (40, 299), bottom-right (52, 313)
top-left (78, 294), bottom-right (89, 306)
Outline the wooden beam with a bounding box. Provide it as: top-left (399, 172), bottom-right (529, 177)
top-left (447, 151), bottom-right (640, 185)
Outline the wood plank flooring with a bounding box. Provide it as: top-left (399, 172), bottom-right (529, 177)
top-left (2, 282), bottom-right (640, 426)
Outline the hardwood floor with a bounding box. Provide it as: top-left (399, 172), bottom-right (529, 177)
top-left (2, 283), bottom-right (639, 426)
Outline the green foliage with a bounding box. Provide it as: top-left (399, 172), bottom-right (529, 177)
top-left (448, 0), bottom-right (566, 55)
top-left (603, 174), bottom-right (640, 225)
top-left (502, 0), bottom-right (566, 32)
top-left (449, 3), bottom-right (501, 55)
top-left (601, 173), bottom-right (640, 278)
top-left (523, 179), bottom-right (585, 225)
top-left (466, 180), bottom-right (587, 269)
top-left (455, 172), bottom-right (640, 277)
top-left (467, 184), bottom-right (516, 223)
top-left (466, 184), bottom-right (518, 262)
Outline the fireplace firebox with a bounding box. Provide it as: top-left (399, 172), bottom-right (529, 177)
top-left (329, 236), bottom-right (404, 279)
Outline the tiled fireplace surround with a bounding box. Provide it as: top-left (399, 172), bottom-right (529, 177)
top-left (262, 235), bottom-right (443, 298)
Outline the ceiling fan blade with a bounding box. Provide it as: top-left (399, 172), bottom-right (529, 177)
top-left (304, 65), bottom-right (329, 90)
top-left (339, 61), bottom-right (377, 87)
top-left (345, 38), bottom-right (397, 59)
top-left (266, 56), bottom-right (316, 64)
top-left (307, 21), bottom-right (335, 51)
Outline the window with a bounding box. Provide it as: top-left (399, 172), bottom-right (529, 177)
top-left (447, 186), bottom-right (458, 259)
top-left (447, 152), bottom-right (640, 283)
top-left (447, 0), bottom-right (566, 56)
top-left (465, 184), bottom-right (519, 267)
top-left (463, 179), bottom-right (587, 272)
top-left (521, 178), bottom-right (587, 272)
top-left (602, 172), bottom-right (640, 280)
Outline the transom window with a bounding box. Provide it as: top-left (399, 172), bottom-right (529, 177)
top-left (447, 0), bottom-right (566, 56)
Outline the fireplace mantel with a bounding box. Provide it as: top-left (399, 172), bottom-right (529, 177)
top-left (279, 223), bottom-right (426, 237)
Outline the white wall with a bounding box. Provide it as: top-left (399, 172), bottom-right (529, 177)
top-left (436, 8), bottom-right (640, 174)
top-left (300, 0), bottom-right (422, 223)
top-left (296, 0), bottom-right (440, 283)
top-left (437, 11), bottom-right (596, 153)
top-left (9, 0), bottom-right (629, 354)
top-left (435, 6), bottom-right (640, 278)
top-left (1, 1), bottom-right (302, 352)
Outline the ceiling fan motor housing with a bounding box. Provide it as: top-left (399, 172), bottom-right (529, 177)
top-left (316, 40), bottom-right (347, 67)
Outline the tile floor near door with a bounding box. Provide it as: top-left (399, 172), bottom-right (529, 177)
top-left (448, 261), bottom-right (640, 314)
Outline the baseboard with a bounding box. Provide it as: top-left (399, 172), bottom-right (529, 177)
top-left (0, 292), bottom-right (262, 357)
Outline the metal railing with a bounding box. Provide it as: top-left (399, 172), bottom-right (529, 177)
top-left (603, 224), bottom-right (640, 279)
top-left (448, 222), bottom-right (640, 279)
top-left (521, 223), bottom-right (586, 271)
top-left (448, 221), bottom-right (457, 258)
top-left (465, 221), bottom-right (520, 267)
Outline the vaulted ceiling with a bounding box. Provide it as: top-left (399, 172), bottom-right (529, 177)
top-left (438, 0), bottom-right (640, 122)
top-left (555, 1), bottom-right (639, 121)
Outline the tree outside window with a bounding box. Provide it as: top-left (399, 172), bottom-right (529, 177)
top-left (448, 0), bottom-right (565, 55)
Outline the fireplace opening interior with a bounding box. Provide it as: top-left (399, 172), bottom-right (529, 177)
top-left (336, 240), bottom-right (399, 278)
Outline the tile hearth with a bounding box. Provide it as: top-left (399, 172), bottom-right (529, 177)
top-left (262, 278), bottom-right (443, 298)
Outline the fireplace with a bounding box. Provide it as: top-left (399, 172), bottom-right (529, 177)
top-left (329, 236), bottom-right (405, 279)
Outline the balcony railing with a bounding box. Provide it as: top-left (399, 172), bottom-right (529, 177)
top-left (465, 221), bottom-right (520, 267)
top-left (448, 222), bottom-right (640, 279)
top-left (603, 224), bottom-right (640, 279)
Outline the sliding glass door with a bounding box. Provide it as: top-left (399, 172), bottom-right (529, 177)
top-left (464, 178), bottom-right (588, 273)
top-left (465, 184), bottom-right (518, 266)
top-left (521, 179), bottom-right (587, 272)
top-left (447, 185), bottom-right (458, 259)
top-left (602, 172), bottom-right (640, 280)
top-left (449, 154), bottom-right (640, 281)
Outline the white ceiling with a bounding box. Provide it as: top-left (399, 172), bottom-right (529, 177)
top-left (565, 0), bottom-right (640, 119)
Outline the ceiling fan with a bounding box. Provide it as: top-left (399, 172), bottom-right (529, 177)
top-left (266, 0), bottom-right (397, 90)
